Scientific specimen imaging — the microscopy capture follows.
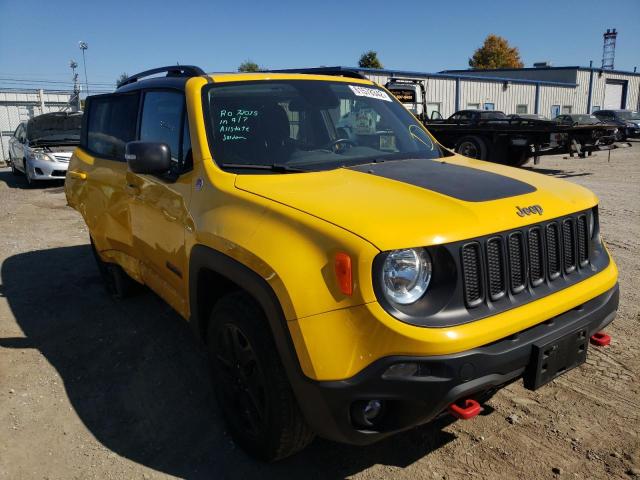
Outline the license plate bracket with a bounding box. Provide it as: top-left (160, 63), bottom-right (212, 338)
top-left (524, 326), bottom-right (589, 390)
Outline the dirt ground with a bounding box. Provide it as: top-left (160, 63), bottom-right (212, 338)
top-left (1, 143), bottom-right (639, 480)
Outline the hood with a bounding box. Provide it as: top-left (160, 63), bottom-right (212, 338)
top-left (235, 155), bottom-right (598, 251)
top-left (28, 112), bottom-right (82, 145)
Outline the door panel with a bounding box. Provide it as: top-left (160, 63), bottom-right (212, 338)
top-left (126, 171), bottom-right (193, 315)
top-left (126, 90), bottom-right (192, 316)
top-left (65, 91), bottom-right (140, 277)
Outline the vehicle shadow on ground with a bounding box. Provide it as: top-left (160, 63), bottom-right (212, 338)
top-left (0, 169), bottom-right (65, 189)
top-left (522, 166), bottom-right (593, 179)
top-left (1, 245), bottom-right (457, 479)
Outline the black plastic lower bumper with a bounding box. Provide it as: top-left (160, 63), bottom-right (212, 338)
top-left (295, 284), bottom-right (618, 445)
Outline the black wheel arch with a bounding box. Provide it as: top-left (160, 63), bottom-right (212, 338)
top-left (188, 244), bottom-right (342, 439)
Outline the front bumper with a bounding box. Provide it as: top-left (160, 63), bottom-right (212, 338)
top-left (296, 284), bottom-right (618, 445)
top-left (27, 158), bottom-right (69, 180)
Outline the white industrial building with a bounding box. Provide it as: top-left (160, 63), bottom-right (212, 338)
top-left (0, 89), bottom-right (76, 162)
top-left (295, 66), bottom-right (640, 120)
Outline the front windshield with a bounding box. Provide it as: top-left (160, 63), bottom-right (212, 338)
top-left (480, 112), bottom-right (507, 120)
top-left (618, 111), bottom-right (640, 120)
top-left (573, 115), bottom-right (600, 123)
top-left (204, 80), bottom-right (446, 172)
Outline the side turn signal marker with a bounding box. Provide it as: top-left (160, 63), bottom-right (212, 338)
top-left (334, 252), bottom-right (353, 296)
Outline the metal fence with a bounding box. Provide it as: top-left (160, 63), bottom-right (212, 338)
top-left (0, 89), bottom-right (77, 162)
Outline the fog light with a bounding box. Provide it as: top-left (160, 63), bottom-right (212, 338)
top-left (364, 399), bottom-right (383, 421)
top-left (382, 362), bottom-right (419, 379)
top-left (351, 399), bottom-right (385, 428)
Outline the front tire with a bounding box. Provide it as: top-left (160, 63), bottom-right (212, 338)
top-left (207, 292), bottom-right (314, 461)
top-left (24, 159), bottom-right (37, 187)
top-left (9, 154), bottom-right (21, 176)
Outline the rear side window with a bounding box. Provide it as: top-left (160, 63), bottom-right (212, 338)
top-left (139, 91), bottom-right (185, 167)
top-left (85, 93), bottom-right (139, 161)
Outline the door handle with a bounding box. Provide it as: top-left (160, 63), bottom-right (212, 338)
top-left (125, 183), bottom-right (140, 195)
top-left (68, 170), bottom-right (87, 180)
top-left (162, 209), bottom-right (177, 222)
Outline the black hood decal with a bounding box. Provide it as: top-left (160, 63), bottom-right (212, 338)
top-left (348, 158), bottom-right (536, 202)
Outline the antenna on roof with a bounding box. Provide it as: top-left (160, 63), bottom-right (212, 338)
top-left (602, 28), bottom-right (617, 70)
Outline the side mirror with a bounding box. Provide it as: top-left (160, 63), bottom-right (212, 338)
top-left (125, 141), bottom-right (171, 174)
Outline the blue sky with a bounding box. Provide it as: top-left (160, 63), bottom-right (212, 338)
top-left (0, 0), bottom-right (638, 92)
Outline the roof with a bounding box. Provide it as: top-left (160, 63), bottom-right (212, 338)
top-left (286, 66), bottom-right (578, 87)
top-left (442, 66), bottom-right (640, 77)
top-left (114, 70), bottom-right (373, 93)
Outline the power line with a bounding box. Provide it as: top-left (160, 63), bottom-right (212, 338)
top-left (0, 76), bottom-right (115, 86)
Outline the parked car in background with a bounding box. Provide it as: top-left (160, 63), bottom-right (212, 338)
top-left (592, 109), bottom-right (640, 140)
top-left (554, 114), bottom-right (603, 126)
top-left (509, 113), bottom-right (549, 121)
top-left (8, 111), bottom-right (82, 185)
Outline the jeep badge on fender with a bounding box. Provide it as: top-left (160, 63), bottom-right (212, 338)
top-left (516, 204), bottom-right (544, 216)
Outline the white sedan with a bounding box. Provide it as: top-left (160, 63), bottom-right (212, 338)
top-left (8, 112), bottom-right (82, 186)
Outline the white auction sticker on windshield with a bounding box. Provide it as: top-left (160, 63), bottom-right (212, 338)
top-left (349, 85), bottom-right (392, 102)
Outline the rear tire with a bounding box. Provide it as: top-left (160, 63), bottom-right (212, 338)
top-left (206, 292), bottom-right (314, 461)
top-left (90, 238), bottom-right (139, 299)
top-left (455, 135), bottom-right (488, 160)
top-left (505, 150), bottom-right (530, 167)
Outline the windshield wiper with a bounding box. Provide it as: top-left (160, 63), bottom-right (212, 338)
top-left (221, 163), bottom-right (308, 173)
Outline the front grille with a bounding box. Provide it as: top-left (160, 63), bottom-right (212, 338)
top-left (577, 215), bottom-right (589, 266)
top-left (546, 223), bottom-right (561, 280)
top-left (528, 227), bottom-right (544, 286)
top-left (51, 170), bottom-right (66, 177)
top-left (508, 233), bottom-right (526, 293)
top-left (486, 238), bottom-right (505, 299)
top-left (460, 211), bottom-right (594, 308)
top-left (461, 243), bottom-right (483, 306)
top-left (53, 155), bottom-right (70, 163)
top-left (562, 219), bottom-right (576, 273)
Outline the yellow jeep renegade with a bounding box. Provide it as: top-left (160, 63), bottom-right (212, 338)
top-left (65, 65), bottom-right (618, 461)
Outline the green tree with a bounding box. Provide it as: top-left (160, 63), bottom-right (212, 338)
top-left (358, 50), bottom-right (383, 69)
top-left (469, 35), bottom-right (524, 69)
top-left (238, 60), bottom-right (261, 72)
top-left (116, 72), bottom-right (129, 85)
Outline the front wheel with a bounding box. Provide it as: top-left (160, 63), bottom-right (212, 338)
top-left (207, 292), bottom-right (314, 461)
top-left (9, 154), bottom-right (21, 176)
top-left (24, 160), bottom-right (35, 186)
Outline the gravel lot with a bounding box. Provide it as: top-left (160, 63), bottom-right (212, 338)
top-left (1, 143), bottom-right (639, 480)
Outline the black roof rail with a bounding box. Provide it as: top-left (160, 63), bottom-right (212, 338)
top-left (266, 68), bottom-right (369, 80)
top-left (117, 65), bottom-right (207, 88)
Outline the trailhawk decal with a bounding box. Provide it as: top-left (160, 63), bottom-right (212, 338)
top-left (348, 158), bottom-right (536, 202)
top-left (348, 85), bottom-right (392, 102)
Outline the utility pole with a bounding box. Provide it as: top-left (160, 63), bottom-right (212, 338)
top-left (79, 41), bottom-right (89, 96)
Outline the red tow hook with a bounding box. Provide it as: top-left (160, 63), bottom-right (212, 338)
top-left (590, 332), bottom-right (611, 347)
top-left (448, 398), bottom-right (483, 420)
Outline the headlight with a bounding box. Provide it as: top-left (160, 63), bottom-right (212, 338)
top-left (382, 248), bottom-right (432, 305)
top-left (29, 151), bottom-right (54, 162)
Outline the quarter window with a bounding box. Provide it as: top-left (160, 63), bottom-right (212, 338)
top-left (140, 91), bottom-right (185, 166)
top-left (85, 92), bottom-right (139, 161)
